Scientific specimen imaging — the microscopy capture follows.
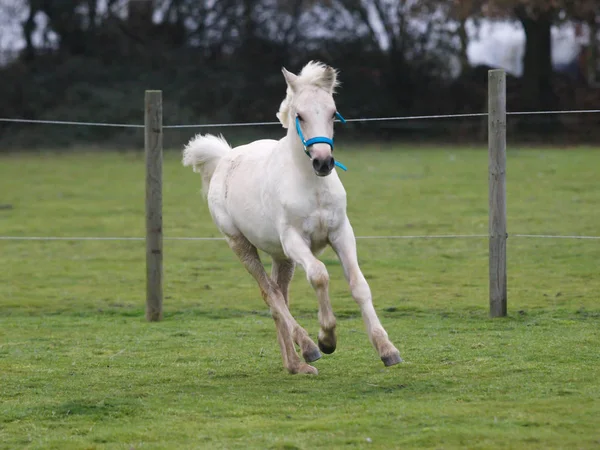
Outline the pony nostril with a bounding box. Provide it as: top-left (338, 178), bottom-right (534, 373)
top-left (312, 158), bottom-right (321, 171)
top-left (328, 157), bottom-right (335, 170)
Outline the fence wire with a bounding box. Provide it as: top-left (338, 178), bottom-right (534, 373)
top-left (1, 234), bottom-right (599, 241)
top-left (1, 109), bottom-right (600, 129)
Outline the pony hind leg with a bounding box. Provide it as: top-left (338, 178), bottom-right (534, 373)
top-left (271, 258), bottom-right (321, 363)
top-left (270, 258), bottom-right (295, 307)
top-left (226, 235), bottom-right (318, 375)
top-left (281, 231), bottom-right (337, 355)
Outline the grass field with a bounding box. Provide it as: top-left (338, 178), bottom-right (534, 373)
top-left (1, 145), bottom-right (599, 449)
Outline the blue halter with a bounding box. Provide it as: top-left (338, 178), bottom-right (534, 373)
top-left (295, 111), bottom-right (348, 172)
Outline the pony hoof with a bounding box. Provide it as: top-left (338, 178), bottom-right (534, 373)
top-left (318, 340), bottom-right (337, 355)
top-left (303, 348), bottom-right (322, 363)
top-left (318, 330), bottom-right (337, 354)
top-left (381, 352), bottom-right (403, 367)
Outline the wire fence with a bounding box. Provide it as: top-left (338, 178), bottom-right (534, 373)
top-left (1, 234), bottom-right (600, 241)
top-left (1, 107), bottom-right (599, 243)
top-left (1, 108), bottom-right (600, 129)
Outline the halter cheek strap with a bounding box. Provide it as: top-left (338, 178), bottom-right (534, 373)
top-left (295, 112), bottom-right (348, 172)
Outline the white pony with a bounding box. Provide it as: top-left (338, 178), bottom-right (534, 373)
top-left (183, 61), bottom-right (401, 375)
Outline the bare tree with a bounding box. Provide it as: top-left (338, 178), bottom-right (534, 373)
top-left (458, 0), bottom-right (598, 106)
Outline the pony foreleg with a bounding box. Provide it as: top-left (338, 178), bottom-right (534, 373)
top-left (281, 231), bottom-right (337, 355)
top-left (271, 259), bottom-right (321, 363)
top-left (227, 236), bottom-right (318, 375)
top-left (329, 221), bottom-right (402, 367)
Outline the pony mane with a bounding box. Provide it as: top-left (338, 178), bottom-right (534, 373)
top-left (276, 61), bottom-right (340, 128)
top-left (295, 61), bottom-right (340, 93)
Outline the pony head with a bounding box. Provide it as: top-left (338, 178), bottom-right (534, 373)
top-left (277, 61), bottom-right (341, 176)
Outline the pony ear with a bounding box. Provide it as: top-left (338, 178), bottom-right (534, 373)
top-left (320, 66), bottom-right (339, 94)
top-left (282, 67), bottom-right (298, 92)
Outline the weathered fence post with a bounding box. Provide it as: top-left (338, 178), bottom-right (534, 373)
top-left (488, 70), bottom-right (507, 317)
top-left (145, 90), bottom-right (163, 321)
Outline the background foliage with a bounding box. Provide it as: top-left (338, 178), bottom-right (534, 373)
top-left (0, 0), bottom-right (599, 149)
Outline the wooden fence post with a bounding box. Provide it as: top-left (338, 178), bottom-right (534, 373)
top-left (145, 90), bottom-right (163, 321)
top-left (488, 70), bottom-right (507, 317)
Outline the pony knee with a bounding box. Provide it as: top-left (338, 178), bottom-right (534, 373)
top-left (307, 261), bottom-right (329, 289)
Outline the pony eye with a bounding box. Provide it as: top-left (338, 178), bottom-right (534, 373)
top-left (297, 114), bottom-right (304, 122)
top-left (332, 112), bottom-right (337, 119)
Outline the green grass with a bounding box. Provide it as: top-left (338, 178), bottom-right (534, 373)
top-left (1, 145), bottom-right (599, 449)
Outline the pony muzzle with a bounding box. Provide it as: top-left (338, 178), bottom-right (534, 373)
top-left (312, 154), bottom-right (335, 176)
top-left (307, 142), bottom-right (335, 176)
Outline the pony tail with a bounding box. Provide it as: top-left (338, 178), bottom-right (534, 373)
top-left (182, 134), bottom-right (231, 197)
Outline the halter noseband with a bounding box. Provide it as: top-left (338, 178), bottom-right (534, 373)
top-left (295, 112), bottom-right (348, 172)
